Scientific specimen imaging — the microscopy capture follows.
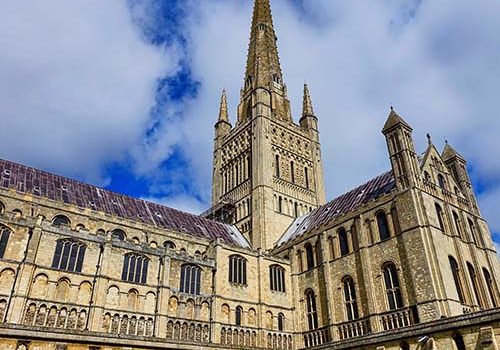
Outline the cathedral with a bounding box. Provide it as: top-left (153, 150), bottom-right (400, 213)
top-left (1, 0), bottom-right (500, 349)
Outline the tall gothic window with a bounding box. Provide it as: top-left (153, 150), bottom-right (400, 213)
top-left (52, 215), bottom-right (70, 227)
top-left (453, 212), bottom-right (463, 239)
top-left (453, 333), bottom-right (466, 350)
top-left (435, 203), bottom-right (445, 231)
top-left (468, 219), bottom-right (478, 245)
top-left (180, 264), bottom-right (201, 295)
top-left (278, 196), bottom-right (283, 213)
top-left (0, 226), bottom-right (11, 259)
top-left (467, 262), bottom-right (483, 308)
top-left (391, 208), bottom-right (401, 235)
top-left (383, 263), bottom-right (403, 310)
top-left (438, 174), bottom-right (446, 190)
top-left (275, 155), bottom-right (280, 177)
top-left (304, 167), bottom-right (309, 189)
top-left (305, 289), bottom-right (318, 330)
top-left (121, 253), bottom-right (149, 284)
top-left (278, 313), bottom-right (285, 331)
top-left (290, 161), bottom-right (295, 183)
top-left (343, 276), bottom-right (359, 321)
top-left (270, 265), bottom-right (286, 292)
top-left (297, 250), bottom-right (304, 272)
top-left (351, 222), bottom-right (359, 251)
top-left (235, 306), bottom-right (243, 326)
top-left (229, 255), bottom-right (247, 285)
top-left (483, 268), bottom-right (497, 308)
top-left (315, 240), bottom-right (322, 265)
top-left (449, 256), bottom-right (465, 303)
top-left (51, 239), bottom-right (86, 273)
top-left (305, 243), bottom-right (315, 270)
top-left (377, 211), bottom-right (390, 241)
top-left (339, 228), bottom-right (349, 256)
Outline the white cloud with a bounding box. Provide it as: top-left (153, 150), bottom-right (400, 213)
top-left (0, 0), bottom-right (179, 184)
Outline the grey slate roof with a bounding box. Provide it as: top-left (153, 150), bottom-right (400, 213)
top-left (277, 171), bottom-right (396, 247)
top-left (0, 158), bottom-right (250, 248)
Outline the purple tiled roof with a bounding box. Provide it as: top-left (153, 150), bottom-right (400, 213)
top-left (277, 171), bottom-right (396, 246)
top-left (0, 158), bottom-right (249, 247)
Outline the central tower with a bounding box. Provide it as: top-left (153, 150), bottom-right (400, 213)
top-left (211, 0), bottom-right (326, 249)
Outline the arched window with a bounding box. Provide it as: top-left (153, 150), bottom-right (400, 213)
top-left (435, 203), bottom-right (445, 231)
top-left (229, 255), bottom-right (247, 285)
top-left (437, 174), bottom-right (446, 189)
top-left (51, 239), bottom-right (86, 273)
top-left (52, 215), bottom-right (70, 227)
top-left (111, 229), bottom-right (126, 241)
top-left (423, 171), bottom-right (430, 181)
top-left (0, 201), bottom-right (5, 214)
top-left (449, 256), bottom-right (465, 303)
top-left (297, 250), bottom-right (304, 272)
top-left (400, 341), bottom-right (410, 350)
top-left (278, 313), bottom-right (285, 331)
top-left (121, 253), bottom-right (149, 284)
top-left (0, 226), bottom-right (11, 259)
top-left (180, 264), bottom-right (201, 295)
top-left (453, 212), bottom-right (462, 239)
top-left (377, 212), bottom-right (390, 241)
top-left (270, 265), bottom-right (286, 292)
top-left (383, 263), bottom-right (403, 310)
top-left (452, 333), bottom-right (466, 350)
top-left (305, 289), bottom-right (318, 330)
top-left (275, 155), bottom-right (280, 178)
top-left (305, 243), bottom-right (315, 270)
top-left (235, 306), bottom-right (243, 326)
top-left (278, 196), bottom-right (283, 213)
top-left (294, 202), bottom-right (298, 217)
top-left (304, 167), bottom-right (309, 189)
top-left (163, 240), bottom-right (176, 249)
top-left (343, 276), bottom-right (359, 321)
top-left (338, 228), bottom-right (349, 256)
top-left (391, 208), bottom-right (401, 235)
top-left (351, 223), bottom-right (359, 251)
top-left (315, 240), bottom-right (322, 265)
top-left (468, 219), bottom-right (478, 245)
top-left (483, 268), bottom-right (497, 308)
top-left (467, 262), bottom-right (483, 308)
top-left (290, 161), bottom-right (295, 183)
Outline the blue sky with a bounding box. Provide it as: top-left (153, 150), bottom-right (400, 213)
top-left (1, 0), bottom-right (500, 248)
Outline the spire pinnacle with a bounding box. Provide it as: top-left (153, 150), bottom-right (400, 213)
top-left (382, 106), bottom-right (412, 133)
top-left (217, 89), bottom-right (229, 124)
top-left (244, 0), bottom-right (283, 89)
top-left (302, 84), bottom-right (315, 117)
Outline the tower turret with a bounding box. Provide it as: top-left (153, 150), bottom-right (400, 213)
top-left (382, 107), bottom-right (421, 191)
top-left (442, 142), bottom-right (479, 213)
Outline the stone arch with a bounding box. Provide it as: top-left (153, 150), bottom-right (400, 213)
top-left (106, 286), bottom-right (120, 308)
top-left (55, 278), bottom-right (71, 302)
top-left (200, 301), bottom-right (210, 321)
top-left (185, 299), bottom-right (195, 319)
top-left (0, 268), bottom-right (15, 294)
top-left (247, 308), bottom-right (256, 326)
top-left (221, 304), bottom-right (230, 324)
top-left (167, 296), bottom-right (178, 317)
top-left (77, 281), bottom-right (92, 305)
top-left (265, 310), bottom-right (273, 329)
top-left (127, 289), bottom-right (139, 311)
top-left (145, 291), bottom-right (156, 314)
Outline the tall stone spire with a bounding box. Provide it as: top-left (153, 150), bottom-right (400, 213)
top-left (244, 0), bottom-right (283, 89)
top-left (217, 89), bottom-right (230, 124)
top-left (302, 84), bottom-right (315, 117)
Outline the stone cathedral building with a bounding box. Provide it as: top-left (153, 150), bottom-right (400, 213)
top-left (1, 0), bottom-right (500, 349)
